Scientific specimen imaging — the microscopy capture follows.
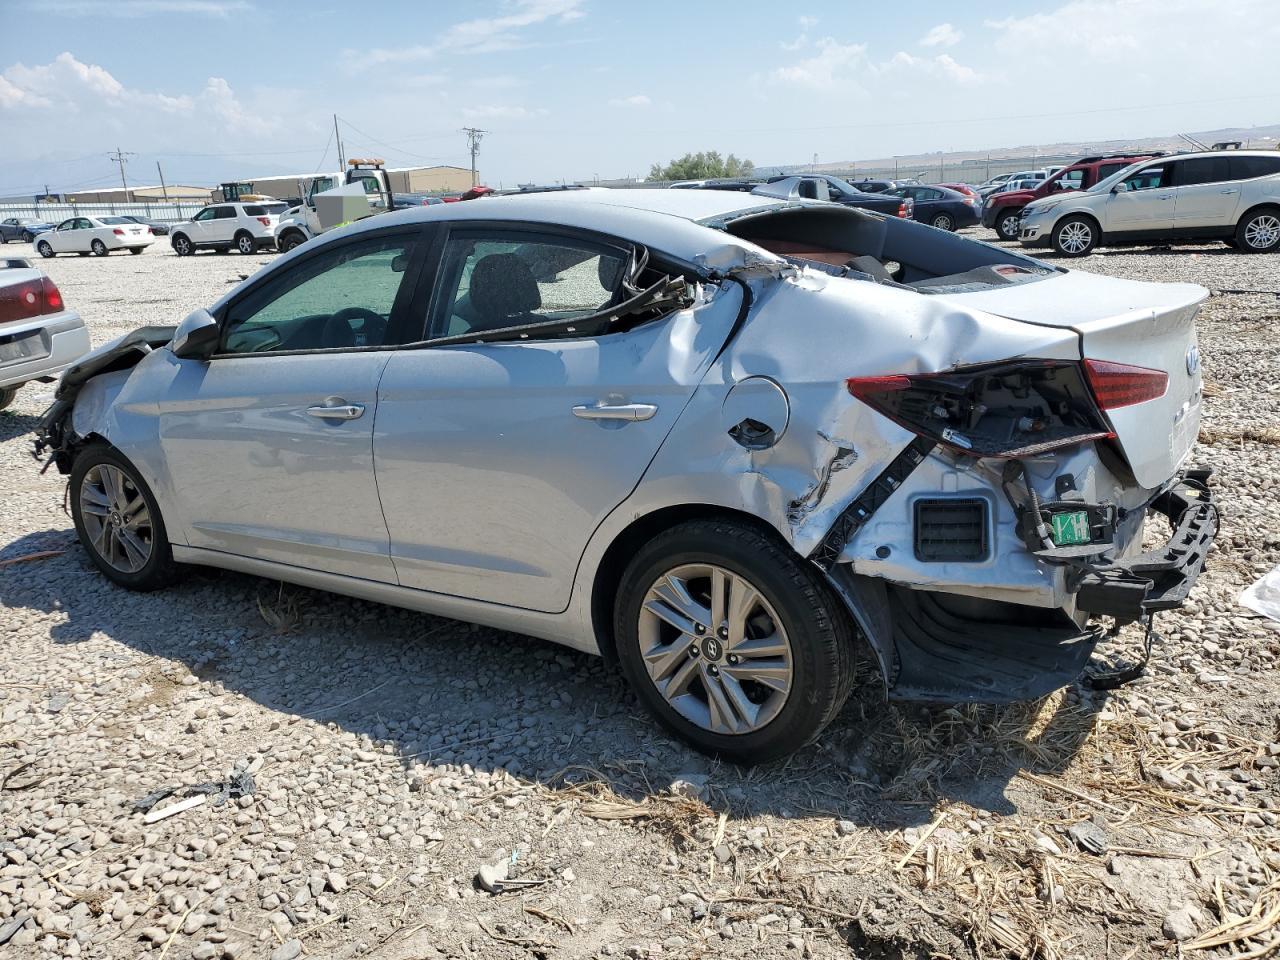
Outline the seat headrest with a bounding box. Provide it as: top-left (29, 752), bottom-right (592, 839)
top-left (469, 253), bottom-right (541, 330)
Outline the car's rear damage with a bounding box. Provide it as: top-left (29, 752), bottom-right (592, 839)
top-left (637, 204), bottom-right (1218, 704)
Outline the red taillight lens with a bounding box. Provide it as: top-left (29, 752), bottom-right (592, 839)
top-left (897, 202), bottom-right (908, 218)
top-left (1083, 359), bottom-right (1168, 409)
top-left (112, 228), bottom-right (125, 236)
top-left (257, 217), bottom-right (271, 227)
top-left (0, 276), bottom-right (64, 324)
top-left (145, 227), bottom-right (153, 234)
top-left (847, 360), bottom-right (1112, 458)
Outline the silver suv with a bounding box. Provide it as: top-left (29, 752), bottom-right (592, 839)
top-left (1018, 150), bottom-right (1280, 256)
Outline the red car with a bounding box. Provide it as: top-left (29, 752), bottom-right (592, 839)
top-left (937, 182), bottom-right (979, 199)
top-left (981, 154), bottom-right (1160, 241)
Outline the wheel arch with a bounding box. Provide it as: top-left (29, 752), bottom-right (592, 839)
top-left (1237, 202), bottom-right (1280, 229)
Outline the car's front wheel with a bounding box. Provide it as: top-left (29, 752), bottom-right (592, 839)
top-left (171, 234), bottom-right (193, 256)
top-left (996, 208), bottom-right (1023, 241)
top-left (36, 241), bottom-right (54, 258)
top-left (129, 247), bottom-right (143, 255)
top-left (70, 444), bottom-right (179, 591)
top-left (1052, 215), bottom-right (1099, 257)
top-left (932, 212), bottom-right (955, 231)
top-left (1236, 208), bottom-right (1280, 253)
top-left (278, 230), bottom-right (306, 252)
top-left (615, 518), bottom-right (856, 764)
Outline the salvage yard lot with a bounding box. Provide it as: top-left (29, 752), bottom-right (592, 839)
top-left (2, 236), bottom-right (1279, 959)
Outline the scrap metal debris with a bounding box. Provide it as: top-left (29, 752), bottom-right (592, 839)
top-left (133, 766), bottom-right (256, 815)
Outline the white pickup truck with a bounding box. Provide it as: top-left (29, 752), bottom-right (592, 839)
top-left (274, 161), bottom-right (394, 252)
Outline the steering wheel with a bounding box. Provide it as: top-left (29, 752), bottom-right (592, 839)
top-left (331, 306), bottom-right (388, 346)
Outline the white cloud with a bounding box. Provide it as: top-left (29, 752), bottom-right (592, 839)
top-left (460, 104), bottom-right (549, 120)
top-left (343, 0), bottom-right (584, 70)
top-left (919, 22), bottom-right (962, 47)
top-left (0, 52), bottom-right (196, 112)
top-left (33, 0), bottom-right (251, 16)
top-left (781, 14), bottom-right (820, 50)
top-left (608, 94), bottom-right (650, 107)
top-left (877, 50), bottom-right (983, 84)
top-left (771, 38), bottom-right (867, 89)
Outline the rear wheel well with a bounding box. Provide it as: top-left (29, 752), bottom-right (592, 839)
top-left (590, 504), bottom-right (800, 665)
top-left (1239, 202), bottom-right (1280, 224)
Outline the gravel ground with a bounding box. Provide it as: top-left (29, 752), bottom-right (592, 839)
top-left (1, 237), bottom-right (1279, 960)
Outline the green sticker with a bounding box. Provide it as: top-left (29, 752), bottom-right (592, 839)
top-left (1051, 511), bottom-right (1091, 546)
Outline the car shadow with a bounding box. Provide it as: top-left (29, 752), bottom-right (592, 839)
top-left (2, 527), bottom-right (1106, 832)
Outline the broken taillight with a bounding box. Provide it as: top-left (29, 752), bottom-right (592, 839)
top-left (257, 216), bottom-right (271, 227)
top-left (847, 360), bottom-right (1113, 458)
top-left (0, 276), bottom-right (64, 325)
top-left (1083, 359), bottom-right (1168, 409)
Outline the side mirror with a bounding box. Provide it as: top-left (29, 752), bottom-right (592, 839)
top-left (171, 308), bottom-right (219, 360)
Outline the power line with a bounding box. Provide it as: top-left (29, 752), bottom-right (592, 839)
top-left (336, 116), bottom-right (464, 165)
top-left (461, 127), bottom-right (487, 186)
top-left (106, 146), bottom-right (136, 190)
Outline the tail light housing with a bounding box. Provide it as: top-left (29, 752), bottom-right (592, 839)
top-left (257, 216), bottom-right (271, 227)
top-left (1083, 359), bottom-right (1168, 409)
top-left (847, 360), bottom-right (1113, 458)
top-left (112, 228), bottom-right (125, 236)
top-left (0, 276), bottom-right (65, 325)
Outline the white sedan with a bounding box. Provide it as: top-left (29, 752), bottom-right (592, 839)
top-left (34, 216), bottom-right (155, 258)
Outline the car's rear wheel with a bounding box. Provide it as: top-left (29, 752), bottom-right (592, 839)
top-left (235, 232), bottom-right (256, 255)
top-left (21, 230), bottom-right (33, 243)
top-left (1236, 208), bottom-right (1280, 253)
top-left (91, 239), bottom-right (108, 256)
top-left (1052, 215), bottom-right (1099, 257)
top-left (931, 212), bottom-right (955, 231)
top-left (615, 518), bottom-right (856, 763)
top-left (996, 208), bottom-right (1023, 241)
top-left (129, 247), bottom-right (143, 255)
top-left (172, 234), bottom-right (193, 256)
top-left (0, 385), bottom-right (17, 410)
top-left (70, 444), bottom-right (179, 591)
top-left (36, 241), bottom-right (54, 258)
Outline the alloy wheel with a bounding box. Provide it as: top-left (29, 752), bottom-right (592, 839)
top-left (1244, 214), bottom-right (1280, 250)
top-left (999, 214), bottom-right (1019, 239)
top-left (637, 563), bottom-right (793, 736)
top-left (1058, 221), bottom-right (1092, 254)
top-left (933, 214), bottom-right (954, 231)
top-left (78, 463), bottom-right (154, 574)
top-left (237, 235), bottom-right (254, 254)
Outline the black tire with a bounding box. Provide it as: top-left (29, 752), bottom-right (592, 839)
top-left (614, 518), bottom-right (856, 764)
top-left (69, 443), bottom-right (180, 592)
top-left (21, 230), bottom-right (33, 243)
top-left (171, 234), bottom-right (193, 256)
top-left (36, 241), bottom-right (54, 258)
top-left (0, 385), bottom-right (17, 410)
top-left (215, 246), bottom-right (230, 254)
top-left (129, 247), bottom-right (143, 255)
top-left (234, 232), bottom-right (256, 255)
top-left (278, 231), bottom-right (306, 252)
top-left (1235, 208), bottom-right (1280, 253)
top-left (931, 212), bottom-right (955, 231)
top-left (77, 252), bottom-right (90, 257)
top-left (996, 208), bottom-right (1023, 241)
top-left (91, 239), bottom-right (108, 256)
top-left (1051, 214), bottom-right (1099, 257)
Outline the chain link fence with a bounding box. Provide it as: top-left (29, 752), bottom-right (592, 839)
top-left (0, 201), bottom-right (205, 224)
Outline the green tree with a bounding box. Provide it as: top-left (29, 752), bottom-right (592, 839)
top-left (649, 151), bottom-right (755, 181)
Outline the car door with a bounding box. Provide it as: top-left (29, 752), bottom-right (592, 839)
top-left (154, 228), bottom-right (428, 580)
top-left (188, 207), bottom-right (217, 244)
top-left (1170, 156), bottom-right (1239, 232)
top-left (373, 225), bottom-right (741, 613)
top-left (208, 205), bottom-right (239, 244)
top-left (48, 219), bottom-right (79, 253)
top-left (1104, 162), bottom-right (1174, 233)
top-left (0, 219), bottom-right (14, 241)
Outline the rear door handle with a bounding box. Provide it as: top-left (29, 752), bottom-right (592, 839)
top-left (1220, 189), bottom-right (1238, 194)
top-left (306, 399), bottom-right (365, 420)
top-left (573, 402), bottom-right (658, 422)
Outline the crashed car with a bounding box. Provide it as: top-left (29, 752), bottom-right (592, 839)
top-left (33, 189), bottom-right (1217, 763)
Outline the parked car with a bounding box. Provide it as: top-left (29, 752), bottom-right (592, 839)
top-left (936, 183), bottom-right (980, 199)
top-left (1019, 150), bottom-right (1280, 256)
top-left (118, 215), bottom-right (171, 237)
top-left (756, 175), bottom-right (913, 218)
top-left (982, 154), bottom-right (1158, 241)
top-left (33, 189), bottom-right (1216, 762)
top-left (678, 179), bottom-right (762, 193)
top-left (0, 217), bottom-right (55, 243)
top-left (889, 184), bottom-right (979, 231)
top-left (0, 259), bottom-right (90, 410)
top-left (850, 179), bottom-right (895, 193)
top-left (169, 202), bottom-right (286, 256)
top-left (34, 216), bottom-right (155, 258)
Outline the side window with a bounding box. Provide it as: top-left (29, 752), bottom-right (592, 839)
top-left (76, 218), bottom-right (93, 230)
top-left (1117, 166), bottom-right (1167, 191)
top-left (920, 188), bottom-right (943, 201)
top-left (1174, 157), bottom-right (1231, 186)
top-left (430, 233), bottom-right (627, 339)
top-left (193, 208), bottom-right (215, 222)
top-left (57, 219), bottom-right (76, 231)
top-left (1097, 163), bottom-right (1128, 182)
top-left (1229, 156), bottom-right (1280, 180)
top-left (214, 207), bottom-right (237, 220)
top-left (1053, 169), bottom-right (1085, 191)
top-left (221, 234), bottom-right (417, 354)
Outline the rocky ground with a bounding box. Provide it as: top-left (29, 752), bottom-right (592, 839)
top-left (1, 236), bottom-right (1278, 960)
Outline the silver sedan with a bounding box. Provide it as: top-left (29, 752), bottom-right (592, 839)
top-left (35, 189), bottom-right (1216, 762)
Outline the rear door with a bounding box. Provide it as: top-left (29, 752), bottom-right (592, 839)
top-left (209, 205), bottom-right (238, 244)
top-left (373, 225), bottom-right (740, 612)
top-left (1103, 162), bottom-right (1174, 233)
top-left (1170, 156), bottom-right (1239, 231)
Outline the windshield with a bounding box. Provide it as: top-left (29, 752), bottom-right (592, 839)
top-left (1088, 160), bottom-right (1148, 193)
top-left (826, 176), bottom-right (867, 196)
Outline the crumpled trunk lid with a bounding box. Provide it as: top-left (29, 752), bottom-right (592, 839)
top-left (924, 269), bottom-right (1208, 489)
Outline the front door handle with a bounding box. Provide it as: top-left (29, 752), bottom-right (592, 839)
top-left (573, 402), bottom-right (658, 422)
top-left (306, 399), bottom-right (365, 420)
top-left (1220, 189), bottom-right (1238, 194)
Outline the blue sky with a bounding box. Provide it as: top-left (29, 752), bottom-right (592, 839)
top-left (0, 0), bottom-right (1276, 195)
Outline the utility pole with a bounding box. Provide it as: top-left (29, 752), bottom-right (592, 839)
top-left (156, 161), bottom-right (170, 202)
top-left (334, 114), bottom-right (346, 171)
top-left (107, 146), bottom-right (136, 191)
top-left (461, 127), bottom-right (487, 186)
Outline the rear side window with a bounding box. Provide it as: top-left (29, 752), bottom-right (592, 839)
top-left (1230, 156), bottom-right (1280, 179)
top-left (1097, 163), bottom-right (1129, 180)
top-left (1174, 157), bottom-right (1232, 187)
top-left (99, 216), bottom-right (131, 225)
top-left (214, 207), bottom-right (237, 219)
top-left (244, 205), bottom-right (265, 216)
